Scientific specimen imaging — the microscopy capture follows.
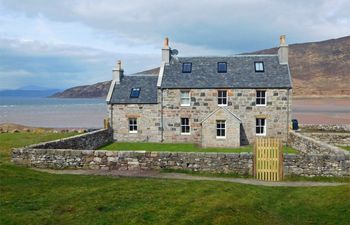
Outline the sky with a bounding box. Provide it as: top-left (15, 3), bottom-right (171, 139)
top-left (0, 0), bottom-right (349, 90)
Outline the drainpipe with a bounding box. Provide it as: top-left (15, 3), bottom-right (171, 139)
top-left (286, 89), bottom-right (291, 146)
top-left (161, 89), bottom-right (164, 142)
top-left (110, 104), bottom-right (114, 140)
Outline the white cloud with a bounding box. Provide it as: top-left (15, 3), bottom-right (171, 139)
top-left (0, 0), bottom-right (349, 89)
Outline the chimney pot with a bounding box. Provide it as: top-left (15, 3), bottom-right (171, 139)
top-left (164, 37), bottom-right (169, 48)
top-left (278, 35), bottom-right (288, 64)
top-left (113, 59), bottom-right (124, 84)
top-left (280, 35), bottom-right (286, 45)
top-left (162, 37), bottom-right (171, 64)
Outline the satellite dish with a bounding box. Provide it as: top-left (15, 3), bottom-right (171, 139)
top-left (171, 49), bottom-right (179, 55)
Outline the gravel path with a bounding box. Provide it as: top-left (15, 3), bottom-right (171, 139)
top-left (33, 168), bottom-right (348, 187)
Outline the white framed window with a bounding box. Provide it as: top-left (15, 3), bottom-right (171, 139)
top-left (129, 118), bottom-right (138, 133)
top-left (216, 120), bottom-right (226, 138)
top-left (256, 118), bottom-right (266, 136)
top-left (254, 61), bottom-right (264, 72)
top-left (180, 91), bottom-right (190, 106)
top-left (256, 90), bottom-right (266, 106)
top-left (181, 118), bottom-right (190, 135)
top-left (218, 90), bottom-right (227, 106)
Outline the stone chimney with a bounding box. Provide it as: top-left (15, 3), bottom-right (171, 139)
top-left (278, 35), bottom-right (288, 64)
top-left (162, 37), bottom-right (171, 64)
top-left (112, 60), bottom-right (124, 84)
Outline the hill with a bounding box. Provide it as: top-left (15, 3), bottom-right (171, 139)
top-left (52, 36), bottom-right (350, 98)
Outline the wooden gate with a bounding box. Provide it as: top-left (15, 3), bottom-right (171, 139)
top-left (254, 138), bottom-right (283, 181)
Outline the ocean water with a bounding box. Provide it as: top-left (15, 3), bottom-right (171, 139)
top-left (0, 96), bottom-right (349, 128)
top-left (0, 97), bottom-right (107, 128)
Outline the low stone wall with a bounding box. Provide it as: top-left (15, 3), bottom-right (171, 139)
top-left (12, 149), bottom-right (253, 175)
top-left (288, 131), bottom-right (349, 155)
top-left (302, 132), bottom-right (350, 146)
top-left (300, 124), bottom-right (350, 132)
top-left (29, 129), bottom-right (113, 150)
top-left (284, 154), bottom-right (350, 177)
top-left (12, 148), bottom-right (350, 177)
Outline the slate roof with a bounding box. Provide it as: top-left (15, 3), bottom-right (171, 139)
top-left (109, 75), bottom-right (158, 104)
top-left (161, 55), bottom-right (292, 89)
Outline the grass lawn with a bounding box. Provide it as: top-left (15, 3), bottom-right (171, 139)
top-left (100, 142), bottom-right (298, 154)
top-left (1, 132), bottom-right (349, 225)
top-left (338, 145), bottom-right (350, 152)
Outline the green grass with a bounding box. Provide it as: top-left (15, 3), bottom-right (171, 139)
top-left (1, 132), bottom-right (349, 225)
top-left (100, 142), bottom-right (298, 154)
top-left (338, 145), bottom-right (350, 152)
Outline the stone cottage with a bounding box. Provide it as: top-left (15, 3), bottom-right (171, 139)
top-left (106, 36), bottom-right (292, 148)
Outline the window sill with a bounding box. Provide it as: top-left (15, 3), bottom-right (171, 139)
top-left (129, 131), bottom-right (138, 134)
top-left (180, 104), bottom-right (191, 107)
top-left (216, 136), bottom-right (226, 139)
top-left (256, 133), bottom-right (266, 136)
top-left (218, 104), bottom-right (228, 107)
top-left (256, 104), bottom-right (267, 107)
top-left (181, 133), bottom-right (191, 135)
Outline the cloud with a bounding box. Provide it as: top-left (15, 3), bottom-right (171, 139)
top-left (0, 38), bottom-right (160, 89)
top-left (0, 0), bottom-right (349, 89)
top-left (1, 0), bottom-right (349, 51)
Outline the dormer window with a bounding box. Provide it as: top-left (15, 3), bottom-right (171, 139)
top-left (254, 62), bottom-right (264, 72)
top-left (130, 88), bottom-right (140, 98)
top-left (217, 62), bottom-right (227, 73)
top-left (182, 62), bottom-right (192, 73)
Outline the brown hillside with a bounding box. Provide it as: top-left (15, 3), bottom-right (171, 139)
top-left (252, 36), bottom-right (350, 96)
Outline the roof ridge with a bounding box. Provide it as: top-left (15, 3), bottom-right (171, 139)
top-left (178, 55), bottom-right (278, 58)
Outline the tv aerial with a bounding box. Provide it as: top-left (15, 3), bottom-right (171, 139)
top-left (171, 49), bottom-right (179, 56)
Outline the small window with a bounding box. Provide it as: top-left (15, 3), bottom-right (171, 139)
top-left (216, 120), bottom-right (226, 138)
top-left (218, 90), bottom-right (227, 106)
top-left (182, 62), bottom-right (192, 73)
top-left (255, 62), bottom-right (264, 72)
top-left (180, 91), bottom-right (190, 106)
top-left (217, 62), bottom-right (227, 73)
top-left (130, 88), bottom-right (141, 98)
top-left (181, 118), bottom-right (190, 134)
top-left (256, 118), bottom-right (266, 136)
top-left (256, 90), bottom-right (266, 106)
top-left (129, 118), bottom-right (138, 133)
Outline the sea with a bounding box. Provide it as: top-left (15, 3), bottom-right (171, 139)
top-left (0, 96), bottom-right (349, 128)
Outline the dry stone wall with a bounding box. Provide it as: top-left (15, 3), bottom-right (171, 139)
top-left (30, 129), bottom-right (113, 150)
top-left (12, 148), bottom-right (350, 177)
top-left (302, 132), bottom-right (350, 146)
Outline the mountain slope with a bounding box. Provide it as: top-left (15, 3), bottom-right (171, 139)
top-left (52, 36), bottom-right (350, 98)
top-left (251, 36), bottom-right (350, 96)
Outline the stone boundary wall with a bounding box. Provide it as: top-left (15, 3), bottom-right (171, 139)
top-left (288, 131), bottom-right (349, 155)
top-left (12, 149), bottom-right (350, 177)
top-left (30, 129), bottom-right (113, 150)
top-left (300, 124), bottom-right (350, 132)
top-left (302, 132), bottom-right (350, 146)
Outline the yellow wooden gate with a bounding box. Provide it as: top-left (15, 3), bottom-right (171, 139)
top-left (254, 138), bottom-right (283, 181)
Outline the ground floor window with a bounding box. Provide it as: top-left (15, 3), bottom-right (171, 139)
top-left (181, 118), bottom-right (190, 134)
top-left (256, 118), bottom-right (266, 135)
top-left (129, 118), bottom-right (138, 133)
top-left (216, 120), bottom-right (226, 138)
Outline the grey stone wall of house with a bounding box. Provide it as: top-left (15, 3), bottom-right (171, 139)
top-left (12, 149), bottom-right (350, 177)
top-left (110, 104), bottom-right (161, 142)
top-left (30, 129), bottom-right (113, 150)
top-left (201, 108), bottom-right (241, 148)
top-left (162, 88), bottom-right (291, 145)
top-left (288, 131), bottom-right (349, 155)
top-left (302, 132), bottom-right (350, 146)
top-left (300, 124), bottom-right (350, 132)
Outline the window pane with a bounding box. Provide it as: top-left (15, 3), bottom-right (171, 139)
top-left (130, 88), bottom-right (141, 98)
top-left (218, 62), bottom-right (227, 73)
top-left (182, 63), bottom-right (192, 73)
